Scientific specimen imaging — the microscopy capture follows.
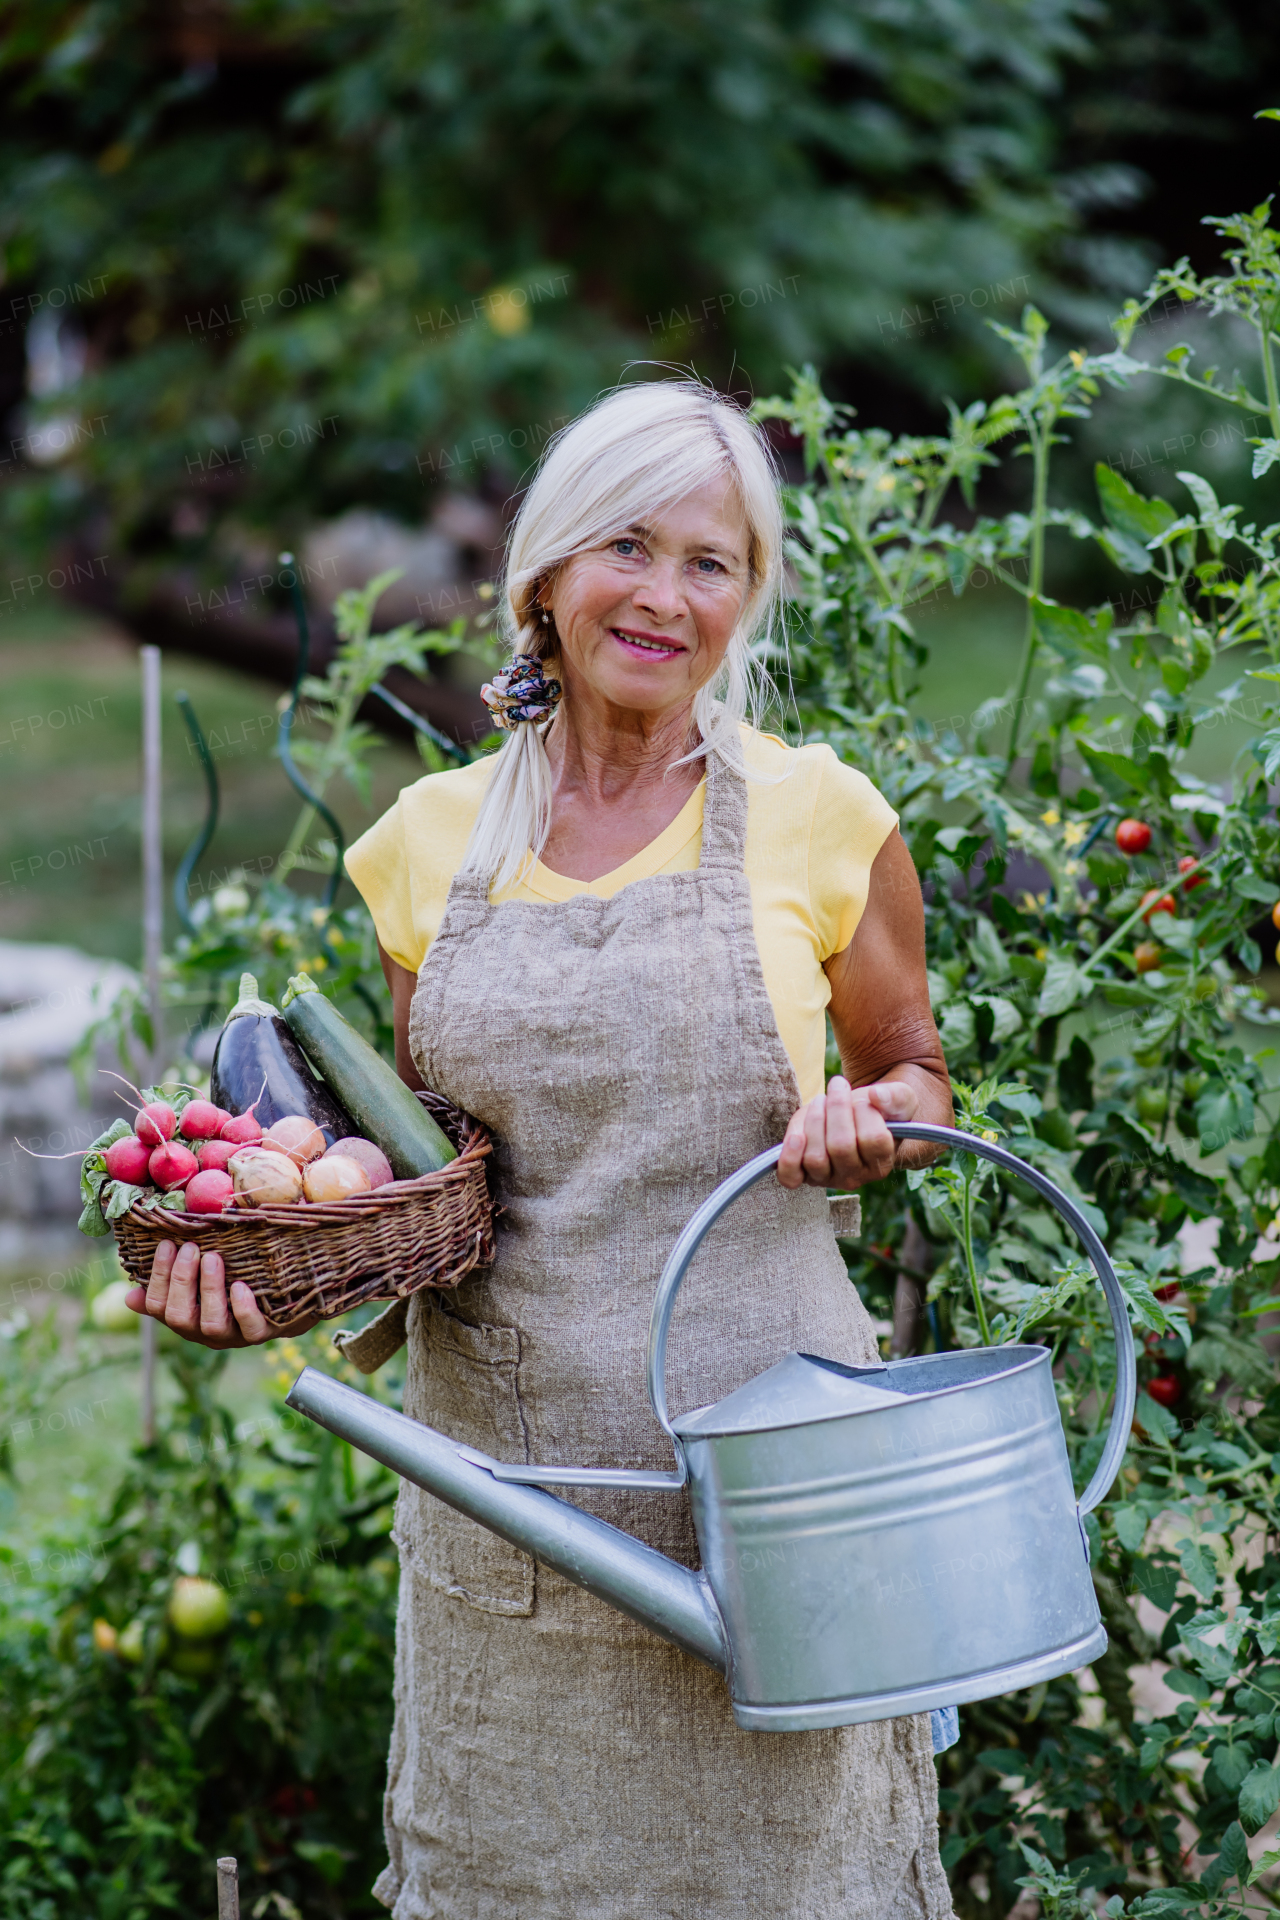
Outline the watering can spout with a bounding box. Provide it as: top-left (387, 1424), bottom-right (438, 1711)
top-left (284, 1366), bottom-right (728, 1673)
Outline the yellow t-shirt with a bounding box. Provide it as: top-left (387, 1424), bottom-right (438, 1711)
top-left (345, 727), bottom-right (898, 1102)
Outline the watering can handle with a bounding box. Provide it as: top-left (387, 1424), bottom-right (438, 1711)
top-left (646, 1120), bottom-right (1137, 1521)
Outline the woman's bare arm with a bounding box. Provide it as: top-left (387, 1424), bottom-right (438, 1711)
top-left (777, 828), bottom-right (951, 1189)
top-left (379, 940), bottom-right (426, 1090)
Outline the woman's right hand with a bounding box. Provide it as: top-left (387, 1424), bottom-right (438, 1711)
top-left (126, 1240), bottom-right (322, 1349)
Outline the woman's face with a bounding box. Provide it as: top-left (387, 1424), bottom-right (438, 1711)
top-left (544, 477), bottom-right (754, 717)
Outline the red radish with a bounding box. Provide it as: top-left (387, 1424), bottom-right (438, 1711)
top-left (104, 1136), bottom-right (153, 1185)
top-left (1115, 818), bottom-right (1151, 855)
top-left (136, 1102), bottom-right (177, 1147)
top-left (326, 1137), bottom-right (393, 1189)
top-left (263, 1115), bottom-right (326, 1167)
top-left (221, 1108), bottom-right (263, 1145)
top-left (178, 1100), bottom-right (230, 1141)
top-left (197, 1139), bottom-right (237, 1173)
top-left (185, 1168), bottom-right (234, 1213)
top-left (149, 1141), bottom-right (199, 1191)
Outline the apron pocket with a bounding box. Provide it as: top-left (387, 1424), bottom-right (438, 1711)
top-left (392, 1295), bottom-right (535, 1618)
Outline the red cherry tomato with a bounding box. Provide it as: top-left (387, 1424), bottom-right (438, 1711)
top-left (1178, 856), bottom-right (1207, 890)
top-left (1272, 900), bottom-right (1280, 932)
top-left (1140, 888), bottom-right (1177, 921)
top-left (1134, 940), bottom-right (1164, 973)
top-left (1116, 818), bottom-right (1152, 854)
top-left (1153, 1282), bottom-right (1180, 1302)
top-left (1145, 1374), bottom-right (1181, 1408)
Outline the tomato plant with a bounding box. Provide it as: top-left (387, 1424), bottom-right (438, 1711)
top-left (761, 171), bottom-right (1280, 1914)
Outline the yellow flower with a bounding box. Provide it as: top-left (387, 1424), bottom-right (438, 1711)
top-left (875, 474), bottom-right (896, 492)
top-left (1062, 821), bottom-right (1085, 847)
top-left (1040, 809), bottom-right (1060, 827)
top-left (1064, 859), bottom-right (1081, 877)
top-left (1069, 349), bottom-right (1086, 368)
top-left (486, 286), bottom-right (531, 336)
top-left (981, 1129), bottom-right (999, 1144)
top-left (1021, 891), bottom-right (1041, 915)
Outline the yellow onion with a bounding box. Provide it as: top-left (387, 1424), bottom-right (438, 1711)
top-left (228, 1147), bottom-right (302, 1208)
top-left (303, 1154), bottom-right (372, 1202)
top-left (262, 1115), bottom-right (326, 1166)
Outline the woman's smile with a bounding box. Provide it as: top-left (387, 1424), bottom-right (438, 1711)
top-left (610, 626), bottom-right (686, 660)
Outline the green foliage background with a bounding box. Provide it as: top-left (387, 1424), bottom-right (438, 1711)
top-left (13, 7), bottom-right (1280, 1917)
top-left (1, 1322), bottom-right (402, 1919)
top-left (1, 0), bottom-right (1275, 615)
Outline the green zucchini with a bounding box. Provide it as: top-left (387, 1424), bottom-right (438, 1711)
top-left (280, 973), bottom-right (457, 1178)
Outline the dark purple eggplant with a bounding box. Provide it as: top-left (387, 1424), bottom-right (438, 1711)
top-left (210, 973), bottom-right (356, 1146)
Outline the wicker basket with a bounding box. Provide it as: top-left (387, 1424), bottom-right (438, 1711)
top-left (112, 1093), bottom-right (495, 1324)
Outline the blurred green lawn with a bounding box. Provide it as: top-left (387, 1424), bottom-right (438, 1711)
top-left (0, 607), bottom-right (426, 1557)
top-left (911, 581), bottom-right (1265, 786)
top-left (0, 604), bottom-right (425, 961)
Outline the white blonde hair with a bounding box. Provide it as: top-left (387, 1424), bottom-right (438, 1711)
top-left (463, 379), bottom-right (787, 892)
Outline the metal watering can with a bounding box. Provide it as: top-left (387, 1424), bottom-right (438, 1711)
top-left (287, 1123), bottom-right (1136, 1731)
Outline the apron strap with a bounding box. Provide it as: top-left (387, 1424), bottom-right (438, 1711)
top-left (334, 1296), bottom-right (410, 1373)
top-left (697, 750), bottom-right (749, 874)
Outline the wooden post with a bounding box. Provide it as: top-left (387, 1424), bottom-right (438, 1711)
top-left (140, 644), bottom-right (163, 1446)
top-left (216, 1855), bottom-right (240, 1919)
top-left (891, 1217), bottom-right (932, 1358)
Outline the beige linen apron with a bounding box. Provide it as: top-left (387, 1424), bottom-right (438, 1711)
top-left (375, 753), bottom-right (954, 1920)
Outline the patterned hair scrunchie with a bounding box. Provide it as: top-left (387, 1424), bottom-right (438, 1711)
top-left (480, 655), bottom-right (563, 731)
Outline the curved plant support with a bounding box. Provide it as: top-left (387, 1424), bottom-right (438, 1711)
top-left (275, 555), bottom-right (386, 1034)
top-left (173, 691), bottom-right (220, 934)
top-left (278, 552), bottom-right (346, 908)
top-left (369, 679), bottom-right (469, 764)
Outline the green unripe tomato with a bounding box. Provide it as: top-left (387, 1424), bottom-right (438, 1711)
top-left (1133, 1048), bottom-right (1163, 1069)
top-left (117, 1618), bottom-right (146, 1665)
top-left (1183, 1071), bottom-right (1208, 1100)
top-left (168, 1576), bottom-right (230, 1640)
top-left (90, 1280), bottom-right (138, 1333)
top-left (1192, 976), bottom-right (1218, 1002)
top-left (1136, 1087), bottom-right (1168, 1123)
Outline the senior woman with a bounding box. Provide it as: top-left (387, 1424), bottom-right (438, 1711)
top-left (132, 381), bottom-right (955, 1919)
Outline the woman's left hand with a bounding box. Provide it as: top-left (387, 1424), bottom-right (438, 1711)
top-left (777, 1075), bottom-right (919, 1190)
